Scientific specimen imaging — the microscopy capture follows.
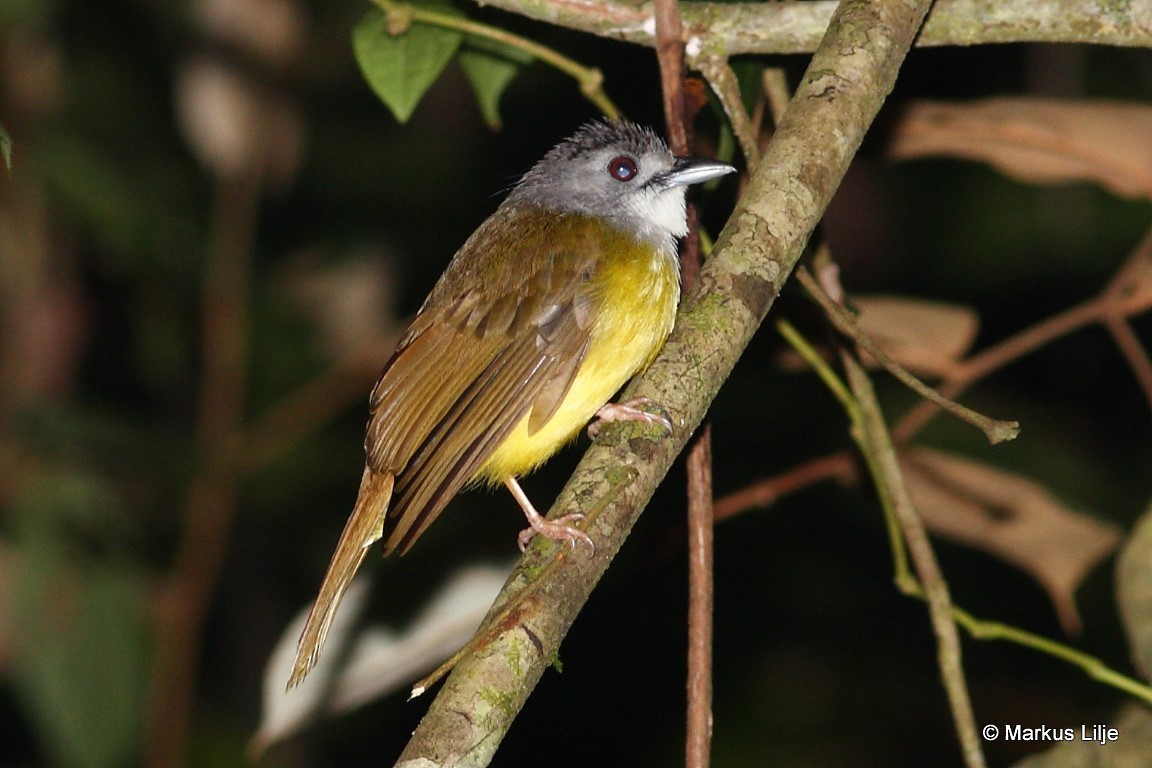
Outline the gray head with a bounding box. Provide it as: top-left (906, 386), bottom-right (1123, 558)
top-left (506, 120), bottom-right (735, 253)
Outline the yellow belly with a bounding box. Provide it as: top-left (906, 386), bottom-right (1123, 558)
top-left (476, 242), bottom-right (680, 483)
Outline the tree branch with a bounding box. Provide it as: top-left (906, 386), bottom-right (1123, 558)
top-left (842, 353), bottom-right (986, 768)
top-left (464, 0), bottom-right (1152, 54)
top-left (394, 0), bottom-right (935, 764)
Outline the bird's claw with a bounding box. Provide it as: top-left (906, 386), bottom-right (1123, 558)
top-left (587, 397), bottom-right (673, 439)
top-left (518, 513), bottom-right (595, 554)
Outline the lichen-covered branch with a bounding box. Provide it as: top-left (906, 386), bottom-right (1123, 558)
top-left (465, 0), bottom-right (1152, 54)
top-left (394, 0), bottom-right (936, 764)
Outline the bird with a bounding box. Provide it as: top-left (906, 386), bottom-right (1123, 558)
top-left (289, 119), bottom-right (735, 688)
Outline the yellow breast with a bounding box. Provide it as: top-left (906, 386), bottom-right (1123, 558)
top-left (476, 230), bottom-right (680, 482)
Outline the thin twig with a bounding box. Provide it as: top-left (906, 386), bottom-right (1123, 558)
top-left (713, 452), bottom-right (855, 521)
top-left (893, 226), bottom-right (1152, 442)
top-left (235, 354), bottom-right (383, 474)
top-left (654, 0), bottom-right (686, 152)
top-left (144, 174), bottom-right (261, 768)
top-left (780, 322), bottom-right (1152, 714)
top-left (842, 352), bottom-right (986, 768)
top-left (951, 604), bottom-right (1152, 707)
top-left (695, 55), bottom-right (759, 173)
top-left (372, 0), bottom-right (618, 118)
top-left (777, 321), bottom-right (912, 610)
top-left (685, 424), bottom-right (714, 768)
top-left (761, 69), bottom-right (791, 127)
top-left (797, 265), bottom-right (1019, 444)
top-left (652, 0), bottom-right (715, 764)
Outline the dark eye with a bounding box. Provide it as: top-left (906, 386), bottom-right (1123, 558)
top-left (607, 155), bottom-right (638, 181)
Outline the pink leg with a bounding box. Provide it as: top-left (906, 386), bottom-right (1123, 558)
top-left (587, 397), bottom-right (673, 438)
top-left (506, 477), bottom-right (595, 553)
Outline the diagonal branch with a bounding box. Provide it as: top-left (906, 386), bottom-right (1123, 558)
top-left (842, 353), bottom-right (986, 768)
top-left (464, 0), bottom-right (1152, 54)
top-left (394, 0), bottom-right (935, 764)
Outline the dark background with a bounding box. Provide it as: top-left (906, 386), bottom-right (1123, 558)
top-left (1, 0), bottom-right (1151, 766)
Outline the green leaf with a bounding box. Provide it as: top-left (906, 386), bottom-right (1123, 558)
top-left (14, 564), bottom-right (149, 768)
top-left (1, 120), bottom-right (11, 172)
top-left (458, 41), bottom-right (532, 130)
top-left (730, 59), bottom-right (767, 117)
top-left (352, 6), bottom-right (463, 123)
top-left (10, 472), bottom-right (149, 768)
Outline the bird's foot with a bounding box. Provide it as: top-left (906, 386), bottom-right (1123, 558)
top-left (517, 512), bottom-right (594, 553)
top-left (506, 476), bottom-right (595, 554)
top-left (587, 397), bottom-right (673, 439)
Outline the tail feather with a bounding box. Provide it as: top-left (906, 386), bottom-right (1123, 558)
top-left (287, 468), bottom-right (395, 689)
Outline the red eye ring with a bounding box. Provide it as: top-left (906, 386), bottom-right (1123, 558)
top-left (608, 155), bottom-right (638, 181)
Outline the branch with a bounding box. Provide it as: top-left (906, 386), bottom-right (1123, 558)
top-left (144, 174), bottom-right (261, 768)
top-left (892, 225), bottom-right (1152, 442)
top-left (650, 1), bottom-right (716, 763)
top-left (842, 353), bottom-right (986, 768)
top-left (718, 224), bottom-right (1152, 520)
top-left (372, 0), bottom-right (619, 117)
top-left (464, 0), bottom-right (1152, 54)
top-left (796, 265), bottom-right (1020, 445)
top-left (395, 0), bottom-right (935, 763)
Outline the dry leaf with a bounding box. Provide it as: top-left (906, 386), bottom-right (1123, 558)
top-left (854, 295), bottom-right (979, 378)
top-left (174, 56), bottom-right (305, 184)
top-left (1115, 247), bottom-right (1152, 315)
top-left (194, 0), bottom-right (306, 71)
top-left (889, 98), bottom-right (1152, 199)
top-left (176, 0), bottom-right (307, 185)
top-left (251, 562), bottom-right (511, 756)
top-left (278, 248), bottom-right (402, 363)
top-left (1116, 500), bottom-right (1152, 681)
top-left (902, 447), bottom-right (1121, 634)
top-left (775, 294), bottom-right (979, 376)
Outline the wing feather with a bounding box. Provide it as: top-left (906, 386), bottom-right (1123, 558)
top-left (362, 212), bottom-right (600, 554)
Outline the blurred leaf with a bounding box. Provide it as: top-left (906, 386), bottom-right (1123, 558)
top-left (889, 98), bottom-right (1152, 199)
top-left (728, 58), bottom-right (766, 117)
top-left (252, 562), bottom-right (510, 755)
top-left (1, 121), bottom-right (11, 171)
top-left (458, 39), bottom-right (532, 130)
top-left (854, 295), bottom-right (979, 378)
top-left (352, 6), bottom-right (463, 124)
top-left (1116, 499), bottom-right (1152, 681)
top-left (174, 55), bottom-right (305, 184)
top-left (37, 135), bottom-right (157, 260)
top-left (1118, 245), bottom-right (1152, 311)
top-left (190, 0), bottom-right (307, 70)
top-left (10, 472), bottom-right (149, 768)
top-left (278, 247), bottom-right (402, 363)
top-left (902, 448), bottom-right (1122, 634)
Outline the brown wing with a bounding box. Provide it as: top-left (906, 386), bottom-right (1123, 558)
top-left (366, 210), bottom-right (599, 555)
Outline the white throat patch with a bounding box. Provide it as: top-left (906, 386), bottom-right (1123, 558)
top-left (622, 186), bottom-right (688, 253)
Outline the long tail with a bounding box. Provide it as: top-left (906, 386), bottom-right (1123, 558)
top-left (288, 468), bottom-right (395, 689)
